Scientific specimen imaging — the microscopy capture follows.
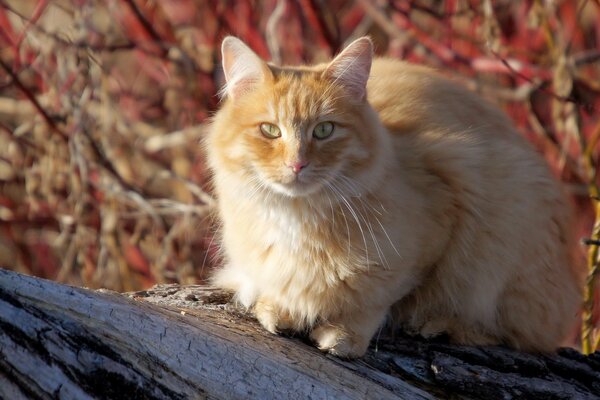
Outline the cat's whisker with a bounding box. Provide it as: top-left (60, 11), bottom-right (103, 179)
top-left (245, 176), bottom-right (269, 203)
top-left (320, 179), bottom-right (336, 229)
top-left (337, 176), bottom-right (364, 204)
top-left (247, 182), bottom-right (267, 202)
top-left (335, 178), bottom-right (391, 270)
top-left (374, 215), bottom-right (402, 258)
top-left (356, 201), bottom-right (390, 269)
top-left (200, 226), bottom-right (218, 274)
top-left (201, 217), bottom-right (224, 275)
top-left (329, 181), bottom-right (370, 269)
top-left (339, 174), bottom-right (387, 215)
top-left (324, 182), bottom-right (352, 260)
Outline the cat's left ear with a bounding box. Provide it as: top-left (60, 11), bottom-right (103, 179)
top-left (323, 37), bottom-right (373, 101)
top-left (220, 36), bottom-right (273, 100)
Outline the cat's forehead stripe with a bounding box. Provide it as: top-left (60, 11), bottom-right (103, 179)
top-left (271, 73), bottom-right (333, 124)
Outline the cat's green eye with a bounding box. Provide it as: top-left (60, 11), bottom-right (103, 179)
top-left (260, 123), bottom-right (281, 139)
top-left (313, 121), bottom-right (334, 140)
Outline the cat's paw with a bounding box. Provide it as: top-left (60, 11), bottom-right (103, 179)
top-left (418, 318), bottom-right (450, 339)
top-left (310, 324), bottom-right (369, 359)
top-left (253, 300), bottom-right (292, 334)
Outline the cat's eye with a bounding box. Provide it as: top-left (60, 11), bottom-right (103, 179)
top-left (313, 122), bottom-right (334, 140)
top-left (260, 123), bottom-right (281, 139)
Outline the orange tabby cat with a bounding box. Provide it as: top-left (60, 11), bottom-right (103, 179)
top-left (205, 36), bottom-right (582, 358)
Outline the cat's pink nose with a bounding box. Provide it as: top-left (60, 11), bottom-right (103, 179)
top-left (287, 160), bottom-right (309, 174)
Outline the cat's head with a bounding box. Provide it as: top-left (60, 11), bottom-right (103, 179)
top-left (208, 36), bottom-right (385, 199)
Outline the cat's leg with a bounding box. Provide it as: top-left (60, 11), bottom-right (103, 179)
top-left (423, 271), bottom-right (577, 350)
top-left (403, 312), bottom-right (500, 346)
top-left (310, 305), bottom-right (389, 358)
top-left (392, 275), bottom-right (503, 346)
top-left (211, 264), bottom-right (258, 308)
top-left (399, 305), bottom-right (500, 345)
top-left (253, 298), bottom-right (293, 334)
top-left (310, 262), bottom-right (426, 358)
top-left (496, 271), bottom-right (580, 352)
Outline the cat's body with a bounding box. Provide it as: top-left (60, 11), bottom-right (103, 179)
top-left (206, 37), bottom-right (582, 357)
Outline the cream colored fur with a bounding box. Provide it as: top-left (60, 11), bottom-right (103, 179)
top-left (205, 37), bottom-right (582, 358)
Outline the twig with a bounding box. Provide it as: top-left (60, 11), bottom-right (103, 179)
top-left (79, 127), bottom-right (144, 198)
top-left (122, 0), bottom-right (168, 57)
top-left (305, 0), bottom-right (340, 53)
top-left (152, 170), bottom-right (215, 208)
top-left (355, 0), bottom-right (410, 43)
top-left (583, 239), bottom-right (600, 246)
top-left (266, 0), bottom-right (286, 64)
top-left (0, 121), bottom-right (42, 152)
top-left (0, 58), bottom-right (68, 140)
top-left (403, 0), bottom-right (473, 18)
top-left (573, 50), bottom-right (600, 66)
top-left (580, 121), bottom-right (600, 354)
top-left (359, 0), bottom-right (552, 80)
top-left (489, 49), bottom-right (586, 107)
top-left (13, 0), bottom-right (48, 50)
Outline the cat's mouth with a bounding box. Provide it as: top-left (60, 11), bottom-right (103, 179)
top-left (271, 172), bottom-right (321, 197)
top-left (249, 164), bottom-right (323, 198)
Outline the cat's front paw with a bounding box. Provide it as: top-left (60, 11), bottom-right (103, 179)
top-left (253, 300), bottom-right (292, 334)
top-left (310, 324), bottom-right (370, 359)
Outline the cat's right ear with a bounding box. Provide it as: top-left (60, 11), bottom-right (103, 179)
top-left (220, 36), bottom-right (272, 100)
top-left (323, 37), bottom-right (373, 101)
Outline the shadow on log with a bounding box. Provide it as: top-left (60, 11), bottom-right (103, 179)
top-left (0, 268), bottom-right (599, 400)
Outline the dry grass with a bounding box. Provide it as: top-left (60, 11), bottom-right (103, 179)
top-left (0, 0), bottom-right (598, 350)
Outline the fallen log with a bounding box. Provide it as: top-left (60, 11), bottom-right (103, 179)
top-left (0, 268), bottom-right (598, 399)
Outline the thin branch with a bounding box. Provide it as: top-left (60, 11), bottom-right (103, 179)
top-left (79, 128), bottom-right (139, 194)
top-left (0, 121), bottom-right (43, 153)
top-left (0, 58), bottom-right (68, 140)
top-left (574, 49), bottom-right (600, 66)
top-left (266, 0), bottom-right (286, 64)
top-left (489, 49), bottom-right (587, 107)
top-left (122, 0), bottom-right (168, 57)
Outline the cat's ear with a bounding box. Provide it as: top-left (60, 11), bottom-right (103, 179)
top-left (323, 37), bottom-right (373, 100)
top-left (220, 36), bottom-right (272, 100)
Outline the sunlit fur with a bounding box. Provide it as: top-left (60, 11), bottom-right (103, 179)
top-left (205, 37), bottom-right (582, 358)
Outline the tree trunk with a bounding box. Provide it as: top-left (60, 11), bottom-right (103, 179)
top-left (0, 268), bottom-right (599, 400)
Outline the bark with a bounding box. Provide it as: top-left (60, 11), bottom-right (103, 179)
top-left (0, 268), bottom-right (598, 400)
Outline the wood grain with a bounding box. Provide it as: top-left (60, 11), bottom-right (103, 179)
top-left (1, 268), bottom-right (599, 399)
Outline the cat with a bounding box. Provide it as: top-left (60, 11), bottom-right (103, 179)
top-left (204, 36), bottom-right (582, 358)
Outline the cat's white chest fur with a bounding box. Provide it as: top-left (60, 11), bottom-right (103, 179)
top-left (258, 205), bottom-right (308, 251)
top-left (215, 190), bottom-right (372, 313)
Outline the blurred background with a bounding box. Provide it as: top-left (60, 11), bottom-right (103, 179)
top-left (0, 0), bottom-right (598, 350)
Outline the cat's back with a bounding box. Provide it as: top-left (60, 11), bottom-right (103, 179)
top-left (368, 58), bottom-right (517, 139)
top-left (368, 57), bottom-right (572, 264)
top-left (367, 57), bottom-right (549, 201)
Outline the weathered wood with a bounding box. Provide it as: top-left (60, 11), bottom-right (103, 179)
top-left (0, 269), bottom-right (431, 400)
top-left (1, 268), bottom-right (599, 400)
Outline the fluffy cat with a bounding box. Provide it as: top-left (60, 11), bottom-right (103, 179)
top-left (205, 36), bottom-right (582, 358)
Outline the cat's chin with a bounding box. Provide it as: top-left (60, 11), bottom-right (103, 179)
top-left (269, 180), bottom-right (322, 198)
